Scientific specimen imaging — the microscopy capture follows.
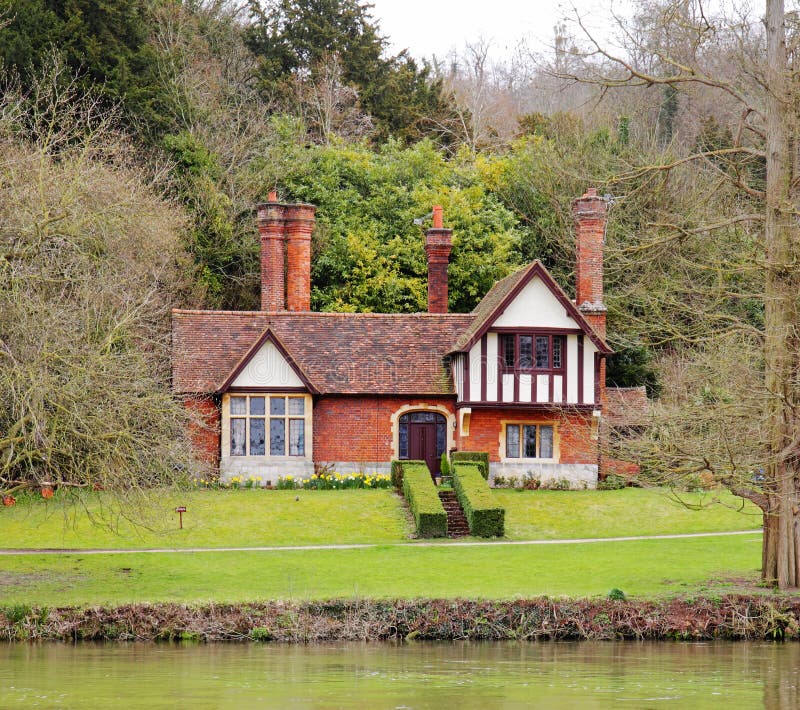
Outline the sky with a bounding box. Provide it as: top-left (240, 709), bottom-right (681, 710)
top-left (369, 0), bottom-right (631, 62)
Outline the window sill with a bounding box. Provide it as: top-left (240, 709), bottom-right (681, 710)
top-left (225, 455), bottom-right (311, 461)
top-left (500, 458), bottom-right (558, 464)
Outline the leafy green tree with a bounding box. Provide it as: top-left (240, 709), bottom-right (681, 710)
top-left (249, 135), bottom-right (524, 312)
top-left (163, 131), bottom-right (257, 309)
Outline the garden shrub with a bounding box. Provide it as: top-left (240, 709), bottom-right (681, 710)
top-left (598, 474), bottom-right (627, 490)
top-left (391, 459), bottom-right (424, 489)
top-left (522, 473), bottom-right (541, 490)
top-left (400, 462), bottom-right (447, 537)
top-left (451, 451), bottom-right (489, 479)
top-left (452, 463), bottom-right (505, 537)
top-left (440, 452), bottom-right (450, 477)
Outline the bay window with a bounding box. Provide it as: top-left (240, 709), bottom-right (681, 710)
top-left (228, 394), bottom-right (309, 457)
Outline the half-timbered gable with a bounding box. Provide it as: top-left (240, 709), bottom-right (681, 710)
top-left (449, 261), bottom-right (611, 411)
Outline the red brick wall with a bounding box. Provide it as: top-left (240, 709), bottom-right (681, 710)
top-left (457, 408), bottom-right (597, 464)
top-left (313, 396), bottom-right (455, 462)
top-left (184, 395), bottom-right (221, 467)
top-left (603, 458), bottom-right (640, 478)
top-left (182, 393), bottom-right (598, 470)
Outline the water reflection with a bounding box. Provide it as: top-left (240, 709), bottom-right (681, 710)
top-left (1, 640), bottom-right (798, 709)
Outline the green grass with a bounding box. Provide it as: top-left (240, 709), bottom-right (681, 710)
top-left (496, 488), bottom-right (762, 540)
top-left (0, 534), bottom-right (763, 606)
top-left (0, 489), bottom-right (411, 549)
top-left (0, 487), bottom-right (760, 551)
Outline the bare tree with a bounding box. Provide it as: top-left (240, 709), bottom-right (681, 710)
top-left (0, 58), bottom-right (199, 497)
top-left (289, 53), bottom-right (374, 144)
top-left (556, 0), bottom-right (800, 589)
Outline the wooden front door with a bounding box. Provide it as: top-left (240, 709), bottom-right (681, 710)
top-left (409, 422), bottom-right (440, 477)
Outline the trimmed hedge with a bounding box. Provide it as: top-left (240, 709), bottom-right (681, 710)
top-left (400, 461), bottom-right (447, 538)
top-left (390, 459), bottom-right (425, 489)
top-left (452, 463), bottom-right (505, 537)
top-left (451, 451), bottom-right (489, 480)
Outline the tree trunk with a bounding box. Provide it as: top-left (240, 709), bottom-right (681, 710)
top-left (761, 0), bottom-right (800, 589)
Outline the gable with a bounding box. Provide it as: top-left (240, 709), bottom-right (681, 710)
top-left (492, 275), bottom-right (578, 329)
top-left (230, 338), bottom-right (305, 389)
top-left (449, 261), bottom-right (611, 354)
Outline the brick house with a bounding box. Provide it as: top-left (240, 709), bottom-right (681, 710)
top-left (172, 188), bottom-right (614, 487)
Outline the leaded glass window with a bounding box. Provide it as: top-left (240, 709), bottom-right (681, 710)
top-left (505, 423), bottom-right (556, 460)
top-left (228, 394), bottom-right (309, 457)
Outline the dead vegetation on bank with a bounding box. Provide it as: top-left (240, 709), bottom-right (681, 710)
top-left (2, 597), bottom-right (800, 643)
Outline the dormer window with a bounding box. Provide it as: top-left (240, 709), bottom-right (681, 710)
top-left (500, 333), bottom-right (564, 372)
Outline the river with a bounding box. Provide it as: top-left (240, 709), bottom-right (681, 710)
top-left (2, 640), bottom-right (798, 708)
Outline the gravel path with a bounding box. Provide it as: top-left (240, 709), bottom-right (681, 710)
top-left (0, 529), bottom-right (762, 556)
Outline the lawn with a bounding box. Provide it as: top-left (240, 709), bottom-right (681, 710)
top-left (496, 488), bottom-right (763, 540)
top-left (0, 487), bottom-right (760, 550)
top-left (0, 489), bottom-right (411, 549)
top-left (0, 534), bottom-right (763, 606)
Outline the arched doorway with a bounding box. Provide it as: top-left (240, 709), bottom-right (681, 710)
top-left (398, 411), bottom-right (447, 477)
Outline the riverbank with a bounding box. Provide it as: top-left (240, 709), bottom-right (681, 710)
top-left (3, 596), bottom-right (800, 643)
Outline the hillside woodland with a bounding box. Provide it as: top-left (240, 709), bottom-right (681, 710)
top-left (1, 0), bottom-right (798, 587)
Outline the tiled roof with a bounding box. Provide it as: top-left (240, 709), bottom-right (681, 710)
top-left (172, 310), bottom-right (473, 395)
top-left (604, 386), bottom-right (649, 427)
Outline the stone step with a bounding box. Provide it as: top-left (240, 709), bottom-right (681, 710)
top-left (438, 490), bottom-right (470, 538)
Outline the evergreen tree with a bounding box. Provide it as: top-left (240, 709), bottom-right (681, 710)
top-left (0, 0), bottom-right (181, 137)
top-left (245, 0), bottom-right (455, 142)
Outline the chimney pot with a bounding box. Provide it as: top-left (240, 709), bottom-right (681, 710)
top-left (268, 189), bottom-right (278, 202)
top-left (432, 205), bottom-right (443, 229)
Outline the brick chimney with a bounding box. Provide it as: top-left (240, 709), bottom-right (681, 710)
top-left (257, 190), bottom-right (286, 311)
top-left (425, 205), bottom-right (453, 314)
top-left (572, 188), bottom-right (607, 340)
top-left (284, 203), bottom-right (316, 311)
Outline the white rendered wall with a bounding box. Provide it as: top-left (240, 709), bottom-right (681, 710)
top-left (566, 335), bottom-right (578, 403)
top-left (493, 277), bottom-right (577, 329)
top-left (486, 333), bottom-right (499, 401)
top-left (231, 340), bottom-right (304, 388)
top-left (468, 342), bottom-right (481, 399)
top-left (583, 341), bottom-right (597, 404)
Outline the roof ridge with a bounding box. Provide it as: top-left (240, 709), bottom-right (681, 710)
top-left (172, 309), bottom-right (473, 318)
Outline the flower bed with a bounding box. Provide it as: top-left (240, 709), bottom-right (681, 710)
top-left (290, 472), bottom-right (391, 490)
top-left (191, 473), bottom-right (391, 490)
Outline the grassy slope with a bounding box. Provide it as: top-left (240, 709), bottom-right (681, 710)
top-left (497, 488), bottom-right (762, 540)
top-left (0, 535), bottom-right (763, 606)
top-left (0, 489), bottom-right (411, 549)
top-left (0, 488), bottom-right (761, 550)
